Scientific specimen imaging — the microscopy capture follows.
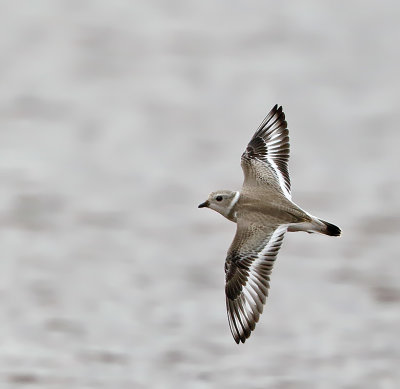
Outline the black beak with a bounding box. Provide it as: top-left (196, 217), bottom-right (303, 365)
top-left (198, 201), bottom-right (209, 208)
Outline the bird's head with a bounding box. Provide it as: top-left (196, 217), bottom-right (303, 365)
top-left (198, 190), bottom-right (239, 221)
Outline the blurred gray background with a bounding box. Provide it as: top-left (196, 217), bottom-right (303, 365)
top-left (0, 1), bottom-right (399, 388)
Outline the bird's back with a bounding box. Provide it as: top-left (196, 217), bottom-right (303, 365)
top-left (237, 188), bottom-right (308, 227)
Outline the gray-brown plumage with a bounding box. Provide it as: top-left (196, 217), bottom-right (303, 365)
top-left (198, 105), bottom-right (341, 344)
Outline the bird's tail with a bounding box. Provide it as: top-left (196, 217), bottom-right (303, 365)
top-left (315, 218), bottom-right (341, 236)
top-left (288, 217), bottom-right (341, 236)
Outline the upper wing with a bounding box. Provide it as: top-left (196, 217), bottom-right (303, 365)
top-left (241, 105), bottom-right (291, 199)
top-left (225, 222), bottom-right (287, 344)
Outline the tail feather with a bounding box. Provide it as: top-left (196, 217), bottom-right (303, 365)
top-left (318, 219), bottom-right (341, 236)
top-left (287, 217), bottom-right (341, 236)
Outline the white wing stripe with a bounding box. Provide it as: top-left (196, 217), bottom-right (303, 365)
top-left (249, 226), bottom-right (287, 271)
top-left (242, 226), bottom-right (287, 306)
top-left (266, 157), bottom-right (291, 199)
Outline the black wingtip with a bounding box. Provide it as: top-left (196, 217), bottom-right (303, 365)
top-left (271, 105), bottom-right (285, 123)
top-left (272, 104), bottom-right (282, 115)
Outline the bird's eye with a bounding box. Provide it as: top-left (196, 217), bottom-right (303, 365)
top-left (216, 195), bottom-right (223, 202)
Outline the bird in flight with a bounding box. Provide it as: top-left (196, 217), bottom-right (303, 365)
top-left (198, 105), bottom-right (341, 344)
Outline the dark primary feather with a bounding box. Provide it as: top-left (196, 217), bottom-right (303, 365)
top-left (242, 105), bottom-right (291, 197)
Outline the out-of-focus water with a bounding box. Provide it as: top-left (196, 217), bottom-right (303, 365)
top-left (0, 1), bottom-right (399, 388)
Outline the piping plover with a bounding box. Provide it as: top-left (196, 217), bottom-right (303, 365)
top-left (199, 105), bottom-right (341, 343)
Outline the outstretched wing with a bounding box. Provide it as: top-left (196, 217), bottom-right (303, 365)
top-left (225, 222), bottom-right (287, 344)
top-left (241, 105), bottom-right (291, 199)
